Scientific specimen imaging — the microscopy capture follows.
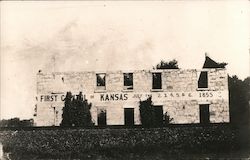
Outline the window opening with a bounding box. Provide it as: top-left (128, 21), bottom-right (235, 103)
top-left (124, 73), bottom-right (133, 90)
top-left (198, 71), bottom-right (208, 88)
top-left (96, 73), bottom-right (106, 90)
top-left (152, 73), bottom-right (162, 89)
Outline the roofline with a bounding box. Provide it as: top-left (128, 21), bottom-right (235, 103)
top-left (37, 68), bottom-right (227, 75)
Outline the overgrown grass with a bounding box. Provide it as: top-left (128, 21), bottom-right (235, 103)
top-left (0, 124), bottom-right (240, 159)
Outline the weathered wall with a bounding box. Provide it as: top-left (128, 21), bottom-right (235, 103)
top-left (35, 68), bottom-right (229, 126)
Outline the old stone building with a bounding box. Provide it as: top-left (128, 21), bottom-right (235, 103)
top-left (34, 57), bottom-right (229, 126)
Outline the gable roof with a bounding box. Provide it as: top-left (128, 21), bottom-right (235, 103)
top-left (202, 56), bottom-right (227, 68)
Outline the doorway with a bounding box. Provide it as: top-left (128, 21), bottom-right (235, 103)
top-left (199, 104), bottom-right (210, 124)
top-left (124, 108), bottom-right (134, 126)
top-left (154, 105), bottom-right (163, 126)
top-left (98, 109), bottom-right (107, 126)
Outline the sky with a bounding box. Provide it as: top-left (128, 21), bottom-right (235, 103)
top-left (0, 1), bottom-right (249, 119)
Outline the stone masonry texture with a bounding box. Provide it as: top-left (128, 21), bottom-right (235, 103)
top-left (35, 68), bottom-right (229, 126)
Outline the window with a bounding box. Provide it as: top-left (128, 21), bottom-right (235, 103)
top-left (123, 73), bottom-right (133, 90)
top-left (198, 71), bottom-right (208, 88)
top-left (152, 73), bottom-right (162, 89)
top-left (96, 73), bottom-right (106, 90)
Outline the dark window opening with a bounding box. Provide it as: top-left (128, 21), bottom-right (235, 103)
top-left (152, 73), bottom-right (162, 89)
top-left (199, 104), bottom-right (210, 124)
top-left (198, 71), bottom-right (208, 88)
top-left (98, 109), bottom-right (107, 126)
top-left (96, 73), bottom-right (106, 89)
top-left (154, 105), bottom-right (163, 127)
top-left (124, 108), bottom-right (134, 126)
top-left (124, 73), bottom-right (133, 90)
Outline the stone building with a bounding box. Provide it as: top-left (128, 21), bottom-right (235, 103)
top-left (34, 57), bottom-right (229, 126)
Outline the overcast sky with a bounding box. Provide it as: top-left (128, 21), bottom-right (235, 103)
top-left (0, 1), bottom-right (249, 119)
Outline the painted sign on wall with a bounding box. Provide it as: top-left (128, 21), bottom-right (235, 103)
top-left (37, 91), bottom-right (228, 103)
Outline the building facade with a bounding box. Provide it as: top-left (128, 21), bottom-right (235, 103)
top-left (34, 66), bottom-right (229, 126)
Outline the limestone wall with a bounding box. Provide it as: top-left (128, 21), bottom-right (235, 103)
top-left (34, 68), bottom-right (229, 126)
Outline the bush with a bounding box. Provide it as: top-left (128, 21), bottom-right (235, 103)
top-left (139, 97), bottom-right (173, 127)
top-left (163, 112), bottom-right (173, 125)
top-left (60, 92), bottom-right (93, 127)
top-left (139, 97), bottom-right (156, 127)
top-left (0, 118), bottom-right (34, 127)
top-left (155, 59), bottom-right (179, 69)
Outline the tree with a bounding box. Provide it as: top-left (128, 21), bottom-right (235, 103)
top-left (139, 96), bottom-right (156, 127)
top-left (155, 59), bottom-right (179, 69)
top-left (60, 92), bottom-right (93, 127)
top-left (61, 92), bottom-right (73, 127)
top-left (0, 118), bottom-right (34, 127)
top-left (73, 92), bottom-right (93, 127)
top-left (229, 76), bottom-right (250, 126)
top-left (139, 97), bottom-right (173, 127)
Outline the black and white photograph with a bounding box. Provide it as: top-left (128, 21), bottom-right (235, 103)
top-left (0, 1), bottom-right (249, 159)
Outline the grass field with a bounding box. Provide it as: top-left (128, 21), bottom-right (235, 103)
top-left (0, 124), bottom-right (249, 159)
